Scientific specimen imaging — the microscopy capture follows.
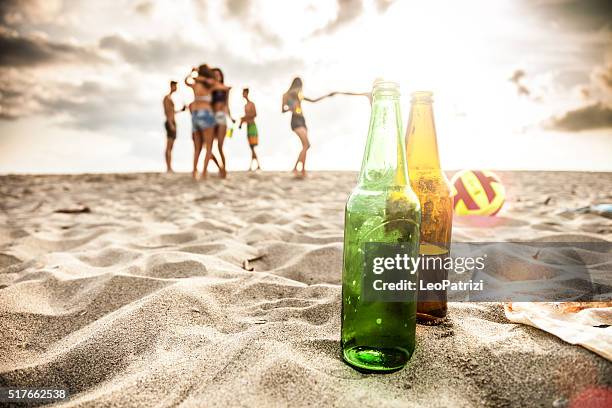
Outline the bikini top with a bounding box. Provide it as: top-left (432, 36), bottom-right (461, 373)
top-left (287, 92), bottom-right (304, 115)
top-left (287, 92), bottom-right (303, 115)
top-left (194, 95), bottom-right (212, 103)
top-left (288, 90), bottom-right (303, 105)
top-left (212, 90), bottom-right (227, 104)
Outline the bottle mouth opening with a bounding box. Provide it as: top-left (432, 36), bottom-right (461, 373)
top-left (372, 80), bottom-right (400, 96)
top-left (411, 91), bottom-right (433, 102)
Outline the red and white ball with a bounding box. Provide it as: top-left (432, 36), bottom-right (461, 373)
top-left (451, 170), bottom-right (505, 216)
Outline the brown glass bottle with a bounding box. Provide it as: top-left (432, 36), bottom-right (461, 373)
top-left (405, 91), bottom-right (453, 325)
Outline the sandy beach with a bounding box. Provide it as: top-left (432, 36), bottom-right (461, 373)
top-left (1, 171), bottom-right (611, 407)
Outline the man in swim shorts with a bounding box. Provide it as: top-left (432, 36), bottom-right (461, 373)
top-left (162, 80), bottom-right (185, 173)
top-left (239, 88), bottom-right (261, 171)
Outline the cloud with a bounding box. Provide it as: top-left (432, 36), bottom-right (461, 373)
top-left (547, 102), bottom-right (612, 131)
top-left (0, 66), bottom-right (152, 130)
top-left (37, 79), bottom-right (159, 131)
top-left (374, 0), bottom-right (397, 13)
top-left (0, 67), bottom-right (53, 120)
top-left (191, 0), bottom-right (208, 20)
top-left (220, 0), bottom-right (281, 47)
top-left (134, 1), bottom-right (154, 16)
top-left (0, 0), bottom-right (62, 26)
top-left (0, 0), bottom-right (22, 25)
top-left (0, 29), bottom-right (106, 67)
top-left (167, 0), bottom-right (280, 49)
top-left (98, 33), bottom-right (302, 82)
top-left (38, 81), bottom-right (151, 131)
top-left (554, 69), bottom-right (591, 90)
top-left (0, 74), bottom-right (32, 119)
top-left (509, 69), bottom-right (525, 83)
top-left (549, 58), bottom-right (612, 126)
top-left (509, 69), bottom-right (531, 96)
top-left (313, 0), bottom-right (363, 35)
top-left (99, 34), bottom-right (189, 69)
top-left (0, 30), bottom-right (303, 128)
top-left (593, 63), bottom-right (612, 92)
top-left (225, 0), bottom-right (250, 17)
top-left (531, 0), bottom-right (612, 31)
top-left (580, 87), bottom-right (591, 99)
top-left (251, 23), bottom-right (282, 47)
top-left (0, 22), bottom-right (303, 128)
top-left (564, 60), bottom-right (612, 105)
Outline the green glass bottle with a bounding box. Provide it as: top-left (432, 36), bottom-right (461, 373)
top-left (341, 81), bottom-right (421, 372)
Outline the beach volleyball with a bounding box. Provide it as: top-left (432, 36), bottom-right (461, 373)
top-left (451, 170), bottom-right (505, 216)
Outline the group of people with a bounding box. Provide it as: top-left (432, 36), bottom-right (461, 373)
top-left (162, 65), bottom-right (260, 178)
top-left (163, 64), bottom-right (364, 178)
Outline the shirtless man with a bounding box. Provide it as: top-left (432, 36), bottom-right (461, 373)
top-left (239, 88), bottom-right (261, 171)
top-left (162, 81), bottom-right (184, 173)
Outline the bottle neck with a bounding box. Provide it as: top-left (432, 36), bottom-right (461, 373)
top-left (358, 91), bottom-right (408, 188)
top-left (406, 101), bottom-right (442, 172)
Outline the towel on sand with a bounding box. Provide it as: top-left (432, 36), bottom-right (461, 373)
top-left (505, 302), bottom-right (612, 361)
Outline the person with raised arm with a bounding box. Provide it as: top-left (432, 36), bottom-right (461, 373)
top-left (281, 77), bottom-right (333, 178)
top-left (185, 65), bottom-right (229, 179)
top-left (327, 90), bottom-right (372, 104)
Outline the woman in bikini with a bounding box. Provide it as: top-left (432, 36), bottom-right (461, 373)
top-left (185, 64), bottom-right (229, 179)
top-left (282, 77), bottom-right (332, 178)
top-left (211, 68), bottom-right (234, 178)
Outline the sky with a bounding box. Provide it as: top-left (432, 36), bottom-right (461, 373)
top-left (0, 0), bottom-right (611, 173)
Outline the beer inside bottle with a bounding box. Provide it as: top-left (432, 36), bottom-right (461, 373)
top-left (405, 91), bottom-right (453, 325)
top-left (341, 81), bottom-right (421, 372)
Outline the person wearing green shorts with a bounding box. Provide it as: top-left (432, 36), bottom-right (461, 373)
top-left (239, 88), bottom-right (261, 171)
top-left (247, 123), bottom-right (258, 147)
